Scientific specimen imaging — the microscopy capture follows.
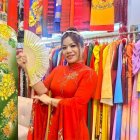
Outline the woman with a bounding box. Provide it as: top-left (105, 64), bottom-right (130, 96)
top-left (17, 27), bottom-right (97, 140)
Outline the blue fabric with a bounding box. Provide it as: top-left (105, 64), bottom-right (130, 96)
top-left (115, 104), bottom-right (123, 140)
top-left (114, 43), bottom-right (123, 103)
top-left (54, 0), bottom-right (62, 22)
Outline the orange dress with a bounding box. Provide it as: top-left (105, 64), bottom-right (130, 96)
top-left (43, 62), bottom-right (97, 140)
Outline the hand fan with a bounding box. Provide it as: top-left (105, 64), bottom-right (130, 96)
top-left (24, 30), bottom-right (50, 86)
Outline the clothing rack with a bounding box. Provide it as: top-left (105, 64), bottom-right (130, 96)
top-left (42, 30), bottom-right (140, 46)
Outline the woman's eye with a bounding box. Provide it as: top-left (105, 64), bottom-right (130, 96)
top-left (62, 46), bottom-right (67, 50)
top-left (71, 44), bottom-right (76, 48)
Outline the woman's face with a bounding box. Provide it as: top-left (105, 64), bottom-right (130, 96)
top-left (62, 36), bottom-right (81, 64)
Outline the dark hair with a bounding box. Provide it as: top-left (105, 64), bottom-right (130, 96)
top-left (61, 27), bottom-right (84, 48)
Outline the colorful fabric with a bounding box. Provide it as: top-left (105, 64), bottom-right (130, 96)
top-left (90, 0), bottom-right (114, 31)
top-left (60, 0), bottom-right (71, 32)
top-left (101, 104), bottom-right (111, 140)
top-left (121, 45), bottom-right (128, 104)
top-left (70, 0), bottom-right (74, 27)
top-left (42, 0), bottom-right (48, 36)
top-left (94, 45), bottom-right (106, 100)
top-left (114, 43), bottom-right (123, 103)
top-left (132, 40), bottom-right (140, 75)
top-left (74, 0), bottom-right (90, 30)
top-left (29, 0), bottom-right (43, 35)
top-left (121, 43), bottom-right (134, 140)
top-left (130, 75), bottom-right (138, 140)
top-left (101, 44), bottom-right (113, 105)
top-left (0, 23), bottom-right (18, 140)
top-left (42, 62), bottom-right (97, 140)
top-left (137, 72), bottom-right (140, 92)
top-left (114, 0), bottom-right (128, 25)
top-left (115, 104), bottom-right (123, 140)
top-left (47, 0), bottom-right (55, 35)
top-left (93, 44), bottom-right (101, 73)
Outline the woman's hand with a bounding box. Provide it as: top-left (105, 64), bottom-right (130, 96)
top-left (16, 52), bottom-right (27, 70)
top-left (33, 94), bottom-right (51, 105)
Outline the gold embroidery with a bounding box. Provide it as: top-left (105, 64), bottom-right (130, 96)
top-left (92, 0), bottom-right (113, 10)
top-left (66, 72), bottom-right (78, 80)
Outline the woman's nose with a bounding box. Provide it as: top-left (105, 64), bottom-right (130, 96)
top-left (66, 46), bottom-right (72, 52)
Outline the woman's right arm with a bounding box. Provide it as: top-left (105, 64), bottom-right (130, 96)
top-left (16, 52), bottom-right (48, 95)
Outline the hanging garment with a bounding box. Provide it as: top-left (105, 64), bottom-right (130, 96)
top-left (47, 0), bottom-right (55, 35)
top-left (74, 0), bottom-right (90, 30)
top-left (112, 42), bottom-right (124, 140)
top-left (90, 0), bottom-right (114, 31)
top-left (29, 0), bottom-right (43, 35)
top-left (24, 0), bottom-right (30, 30)
top-left (130, 74), bottom-right (139, 140)
top-left (70, 0), bottom-right (74, 27)
top-left (7, 0), bottom-right (18, 31)
top-left (42, 0), bottom-right (48, 36)
top-left (94, 45), bottom-right (106, 100)
top-left (54, 0), bottom-right (61, 32)
top-left (60, 0), bottom-right (71, 32)
top-left (120, 43), bottom-right (134, 140)
top-left (101, 44), bottom-right (113, 105)
top-left (114, 0), bottom-right (128, 25)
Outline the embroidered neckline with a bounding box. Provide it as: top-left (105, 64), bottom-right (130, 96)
top-left (67, 61), bottom-right (84, 71)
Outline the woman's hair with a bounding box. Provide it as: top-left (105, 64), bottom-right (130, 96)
top-left (61, 27), bottom-right (84, 48)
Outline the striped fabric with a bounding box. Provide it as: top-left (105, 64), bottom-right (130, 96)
top-left (114, 0), bottom-right (128, 25)
top-left (54, 0), bottom-right (61, 32)
top-left (42, 0), bottom-right (48, 36)
top-left (74, 0), bottom-right (90, 30)
top-left (47, 0), bottom-right (55, 35)
top-left (60, 0), bottom-right (71, 32)
top-left (54, 0), bottom-right (61, 22)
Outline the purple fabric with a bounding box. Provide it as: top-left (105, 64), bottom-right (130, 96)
top-left (132, 40), bottom-right (140, 75)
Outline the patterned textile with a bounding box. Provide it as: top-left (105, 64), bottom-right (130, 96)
top-left (130, 75), bottom-right (139, 140)
top-left (42, 0), bottom-right (48, 36)
top-left (0, 23), bottom-right (18, 140)
top-left (132, 40), bottom-right (140, 75)
top-left (47, 0), bottom-right (55, 35)
top-left (114, 0), bottom-right (128, 25)
top-left (74, 0), bottom-right (90, 30)
top-left (54, 0), bottom-right (61, 32)
top-left (29, 0), bottom-right (43, 35)
top-left (90, 0), bottom-right (114, 31)
top-left (60, 0), bottom-right (71, 32)
top-left (70, 0), bottom-right (74, 27)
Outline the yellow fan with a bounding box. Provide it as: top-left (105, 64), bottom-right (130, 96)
top-left (24, 30), bottom-right (50, 86)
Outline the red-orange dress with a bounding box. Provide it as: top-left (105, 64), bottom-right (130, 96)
top-left (30, 62), bottom-right (97, 140)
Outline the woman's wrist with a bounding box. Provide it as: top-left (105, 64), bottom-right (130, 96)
top-left (50, 98), bottom-right (62, 107)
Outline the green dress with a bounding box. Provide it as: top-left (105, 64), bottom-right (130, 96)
top-left (0, 23), bottom-right (18, 140)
